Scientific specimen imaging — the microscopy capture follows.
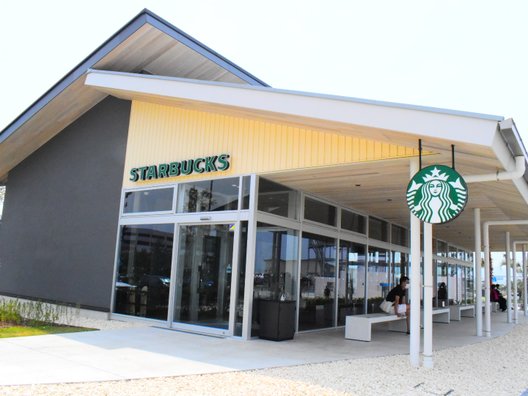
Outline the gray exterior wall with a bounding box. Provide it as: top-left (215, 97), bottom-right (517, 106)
top-left (0, 97), bottom-right (131, 310)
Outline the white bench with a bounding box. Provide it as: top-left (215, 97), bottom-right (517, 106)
top-left (345, 314), bottom-right (406, 342)
top-left (450, 305), bottom-right (475, 321)
top-left (388, 307), bottom-right (451, 332)
top-left (424, 307), bottom-right (451, 324)
top-left (481, 302), bottom-right (499, 312)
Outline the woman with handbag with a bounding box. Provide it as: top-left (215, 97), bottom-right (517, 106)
top-left (380, 276), bottom-right (410, 334)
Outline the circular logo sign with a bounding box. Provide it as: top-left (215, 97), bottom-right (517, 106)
top-left (406, 165), bottom-right (468, 224)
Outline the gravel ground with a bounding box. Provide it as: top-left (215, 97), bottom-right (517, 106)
top-left (2, 320), bottom-right (527, 396)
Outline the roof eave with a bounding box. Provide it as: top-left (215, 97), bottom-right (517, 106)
top-left (85, 69), bottom-right (502, 148)
top-left (0, 9), bottom-right (268, 145)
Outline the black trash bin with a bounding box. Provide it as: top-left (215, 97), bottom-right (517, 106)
top-left (258, 299), bottom-right (296, 341)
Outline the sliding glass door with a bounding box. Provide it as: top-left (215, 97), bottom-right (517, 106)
top-left (173, 224), bottom-right (235, 331)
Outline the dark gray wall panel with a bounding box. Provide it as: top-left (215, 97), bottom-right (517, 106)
top-left (0, 97), bottom-right (130, 310)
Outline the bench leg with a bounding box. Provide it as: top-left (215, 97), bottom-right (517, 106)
top-left (345, 318), bottom-right (372, 342)
top-left (434, 312), bottom-right (450, 323)
top-left (461, 308), bottom-right (475, 318)
top-left (388, 319), bottom-right (407, 333)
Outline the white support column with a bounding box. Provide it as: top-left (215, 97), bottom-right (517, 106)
top-left (409, 158), bottom-right (421, 367)
top-left (483, 224), bottom-right (491, 337)
top-left (506, 232), bottom-right (512, 323)
top-left (474, 208), bottom-right (482, 336)
top-left (423, 222), bottom-right (433, 368)
top-left (241, 175), bottom-right (258, 340)
top-left (513, 243), bottom-right (518, 324)
top-left (524, 246), bottom-right (528, 317)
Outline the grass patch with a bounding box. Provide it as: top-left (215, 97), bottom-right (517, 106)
top-left (0, 323), bottom-right (97, 338)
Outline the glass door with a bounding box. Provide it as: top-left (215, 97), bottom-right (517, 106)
top-left (172, 223), bottom-right (235, 334)
top-left (298, 232), bottom-right (337, 331)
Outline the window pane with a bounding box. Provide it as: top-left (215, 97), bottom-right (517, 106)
top-left (304, 197), bottom-right (336, 226)
top-left (448, 245), bottom-right (457, 259)
top-left (437, 240), bottom-right (448, 257)
top-left (367, 247), bottom-right (390, 313)
top-left (448, 264), bottom-right (456, 304)
top-left (257, 178), bottom-right (299, 219)
top-left (338, 240), bottom-right (366, 324)
top-left (299, 232), bottom-right (336, 331)
top-left (341, 210), bottom-right (366, 234)
top-left (436, 261), bottom-right (448, 307)
top-left (368, 217), bottom-right (389, 242)
top-left (114, 224), bottom-right (174, 320)
top-left (241, 176), bottom-right (251, 210)
top-left (391, 225), bottom-right (408, 247)
top-left (252, 223), bottom-right (298, 337)
top-left (392, 251), bottom-right (409, 287)
top-left (123, 188), bottom-right (173, 213)
top-left (177, 178), bottom-right (239, 213)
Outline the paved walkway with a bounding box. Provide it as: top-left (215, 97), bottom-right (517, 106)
top-left (0, 312), bottom-right (523, 386)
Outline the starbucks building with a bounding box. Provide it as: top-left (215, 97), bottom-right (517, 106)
top-left (1, 9), bottom-right (527, 346)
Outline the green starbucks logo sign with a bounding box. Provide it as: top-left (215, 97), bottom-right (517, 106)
top-left (407, 165), bottom-right (468, 224)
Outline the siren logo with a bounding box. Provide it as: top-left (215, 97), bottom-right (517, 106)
top-left (406, 165), bottom-right (468, 224)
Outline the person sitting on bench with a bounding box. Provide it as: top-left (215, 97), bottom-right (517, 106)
top-left (381, 276), bottom-right (410, 334)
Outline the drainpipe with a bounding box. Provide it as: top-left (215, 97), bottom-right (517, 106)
top-left (464, 156), bottom-right (525, 184)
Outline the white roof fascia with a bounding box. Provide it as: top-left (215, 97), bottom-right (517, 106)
top-left (490, 130), bottom-right (528, 205)
top-left (85, 69), bottom-right (502, 147)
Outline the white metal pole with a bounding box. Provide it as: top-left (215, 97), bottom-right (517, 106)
top-left (506, 232), bottom-right (512, 323)
top-left (524, 246), bottom-right (528, 317)
top-left (423, 222), bottom-right (433, 368)
top-left (483, 224), bottom-right (491, 337)
top-left (474, 208), bottom-right (482, 336)
top-left (409, 158), bottom-right (421, 367)
top-left (241, 175), bottom-right (258, 340)
top-left (513, 243), bottom-right (518, 324)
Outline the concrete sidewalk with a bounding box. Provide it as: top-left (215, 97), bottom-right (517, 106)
top-left (0, 312), bottom-right (522, 386)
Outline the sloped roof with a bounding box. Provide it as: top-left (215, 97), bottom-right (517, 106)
top-left (0, 8), bottom-right (267, 181)
top-left (84, 69), bottom-right (528, 250)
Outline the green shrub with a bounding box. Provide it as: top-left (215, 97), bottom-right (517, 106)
top-left (0, 298), bottom-right (73, 326)
top-left (0, 300), bottom-right (23, 324)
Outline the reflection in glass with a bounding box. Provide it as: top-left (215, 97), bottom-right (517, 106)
top-left (465, 267), bottom-right (474, 304)
top-left (368, 217), bottom-right (389, 242)
top-left (392, 251), bottom-right (409, 287)
top-left (338, 240), bottom-right (366, 325)
top-left (257, 178), bottom-right (299, 219)
top-left (177, 178), bottom-right (239, 213)
top-left (241, 176), bottom-right (251, 210)
top-left (252, 223), bottom-right (298, 337)
top-left (436, 261), bottom-right (448, 307)
top-left (436, 240), bottom-right (448, 257)
top-left (367, 246), bottom-right (390, 313)
top-left (123, 188), bottom-right (174, 213)
top-left (298, 233), bottom-right (336, 330)
top-left (391, 225), bottom-right (408, 247)
top-left (174, 224), bottom-right (234, 329)
top-left (114, 224), bottom-right (174, 320)
top-left (448, 264), bottom-right (456, 304)
top-left (304, 197), bottom-right (336, 226)
top-left (456, 265), bottom-right (464, 303)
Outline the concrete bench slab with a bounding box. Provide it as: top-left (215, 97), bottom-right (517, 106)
top-left (345, 314), bottom-right (405, 342)
top-left (450, 305), bottom-right (475, 321)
